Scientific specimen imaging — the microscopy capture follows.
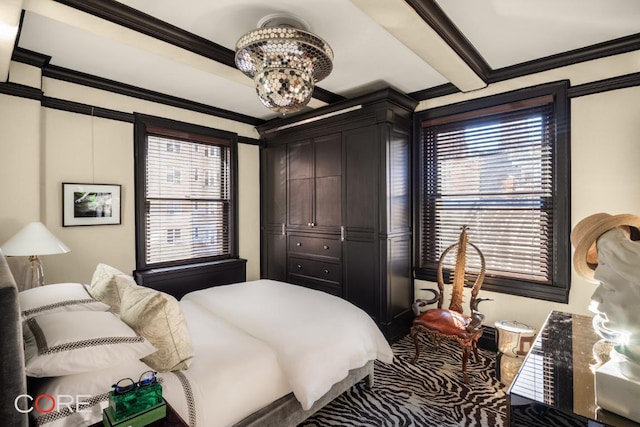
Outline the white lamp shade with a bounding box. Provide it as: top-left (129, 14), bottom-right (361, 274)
top-left (1, 222), bottom-right (70, 256)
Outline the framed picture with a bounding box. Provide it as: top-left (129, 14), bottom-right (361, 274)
top-left (62, 183), bottom-right (122, 226)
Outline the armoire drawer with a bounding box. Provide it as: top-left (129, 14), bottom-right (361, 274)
top-left (288, 234), bottom-right (341, 260)
top-left (288, 257), bottom-right (341, 283)
top-left (288, 275), bottom-right (342, 297)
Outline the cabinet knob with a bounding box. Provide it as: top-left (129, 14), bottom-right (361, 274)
top-left (324, 269), bottom-right (330, 274)
top-left (296, 242), bottom-right (302, 247)
top-left (297, 264), bottom-right (302, 269)
top-left (323, 245), bottom-right (329, 250)
top-left (307, 222), bottom-right (312, 227)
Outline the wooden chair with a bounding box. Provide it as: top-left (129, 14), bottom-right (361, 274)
top-left (410, 225), bottom-right (491, 383)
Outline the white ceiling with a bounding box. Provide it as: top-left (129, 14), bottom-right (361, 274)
top-left (10, 0), bottom-right (640, 121)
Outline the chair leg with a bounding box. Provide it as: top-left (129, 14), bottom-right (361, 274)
top-left (472, 340), bottom-right (480, 362)
top-left (410, 326), bottom-right (421, 364)
top-left (462, 346), bottom-right (471, 384)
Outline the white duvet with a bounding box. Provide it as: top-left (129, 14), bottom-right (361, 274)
top-left (182, 279), bottom-right (394, 411)
top-left (162, 298), bottom-right (291, 426)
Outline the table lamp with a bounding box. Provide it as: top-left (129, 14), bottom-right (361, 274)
top-left (1, 222), bottom-right (71, 290)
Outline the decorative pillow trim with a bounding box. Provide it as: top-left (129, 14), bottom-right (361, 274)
top-left (22, 298), bottom-right (98, 318)
top-left (172, 371), bottom-right (197, 427)
top-left (26, 317), bottom-right (147, 356)
top-left (26, 317), bottom-right (48, 354)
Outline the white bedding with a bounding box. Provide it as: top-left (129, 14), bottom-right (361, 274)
top-left (182, 279), bottom-right (394, 410)
top-left (29, 280), bottom-right (393, 427)
top-left (162, 298), bottom-right (291, 427)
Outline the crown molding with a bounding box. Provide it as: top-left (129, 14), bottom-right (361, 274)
top-left (490, 33), bottom-right (640, 84)
top-left (11, 47), bottom-right (50, 68)
top-left (568, 71), bottom-right (640, 98)
top-left (42, 96), bottom-right (135, 122)
top-left (42, 64), bottom-right (264, 126)
top-left (0, 82), bottom-right (43, 100)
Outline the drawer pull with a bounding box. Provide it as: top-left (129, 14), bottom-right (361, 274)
top-left (296, 242), bottom-right (302, 247)
top-left (323, 245), bottom-right (329, 250)
top-left (297, 264), bottom-right (302, 269)
top-left (324, 269), bottom-right (330, 274)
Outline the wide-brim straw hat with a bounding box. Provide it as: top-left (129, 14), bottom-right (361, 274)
top-left (570, 213), bottom-right (640, 281)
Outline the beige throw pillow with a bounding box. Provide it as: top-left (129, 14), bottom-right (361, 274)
top-left (89, 264), bottom-right (134, 313)
top-left (119, 285), bottom-right (193, 372)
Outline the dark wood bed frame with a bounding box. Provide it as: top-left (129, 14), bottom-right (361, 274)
top-left (0, 252), bottom-right (373, 427)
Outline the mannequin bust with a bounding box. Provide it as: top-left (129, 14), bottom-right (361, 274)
top-left (571, 213), bottom-right (640, 379)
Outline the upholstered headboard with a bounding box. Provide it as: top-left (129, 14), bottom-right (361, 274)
top-left (0, 250), bottom-right (28, 426)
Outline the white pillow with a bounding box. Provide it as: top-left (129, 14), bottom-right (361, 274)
top-left (119, 284), bottom-right (194, 372)
top-left (19, 282), bottom-right (110, 320)
top-left (28, 359), bottom-right (154, 427)
top-left (23, 311), bottom-right (156, 377)
top-left (88, 264), bottom-right (135, 313)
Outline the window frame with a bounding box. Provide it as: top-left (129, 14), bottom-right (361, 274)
top-left (413, 81), bottom-right (571, 303)
top-left (134, 113), bottom-right (239, 271)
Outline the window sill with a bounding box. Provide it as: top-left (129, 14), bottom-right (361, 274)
top-left (413, 267), bottom-right (569, 303)
top-left (134, 258), bottom-right (247, 300)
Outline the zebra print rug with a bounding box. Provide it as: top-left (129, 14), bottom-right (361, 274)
top-left (299, 333), bottom-right (507, 427)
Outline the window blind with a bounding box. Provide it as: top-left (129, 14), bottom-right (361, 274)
top-left (420, 102), bottom-right (555, 285)
top-left (145, 134), bottom-right (230, 265)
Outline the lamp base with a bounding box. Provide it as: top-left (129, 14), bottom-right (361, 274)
top-left (21, 255), bottom-right (44, 291)
top-left (595, 359), bottom-right (640, 423)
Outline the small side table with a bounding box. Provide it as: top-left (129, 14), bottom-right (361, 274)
top-left (90, 401), bottom-right (188, 427)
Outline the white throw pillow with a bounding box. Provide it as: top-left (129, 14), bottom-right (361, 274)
top-left (28, 359), bottom-right (154, 427)
top-left (23, 311), bottom-right (156, 377)
top-left (19, 282), bottom-right (110, 320)
top-left (119, 285), bottom-right (194, 372)
top-left (88, 264), bottom-right (135, 313)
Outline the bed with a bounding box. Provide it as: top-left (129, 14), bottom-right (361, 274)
top-left (0, 254), bottom-right (393, 427)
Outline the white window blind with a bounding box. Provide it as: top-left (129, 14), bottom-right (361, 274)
top-left (420, 98), bottom-right (555, 285)
top-left (145, 133), bottom-right (230, 265)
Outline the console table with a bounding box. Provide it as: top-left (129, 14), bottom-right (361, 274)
top-left (508, 310), bottom-right (639, 426)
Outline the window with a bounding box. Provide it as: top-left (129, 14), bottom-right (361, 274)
top-left (414, 81), bottom-right (570, 302)
top-left (167, 168), bottom-right (181, 184)
top-left (167, 228), bottom-right (181, 244)
top-left (134, 114), bottom-right (238, 270)
top-left (166, 142), bottom-right (181, 153)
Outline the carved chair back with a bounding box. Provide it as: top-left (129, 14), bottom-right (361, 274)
top-left (435, 225), bottom-right (486, 315)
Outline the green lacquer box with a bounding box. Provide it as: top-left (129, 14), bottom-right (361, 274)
top-left (103, 399), bottom-right (166, 427)
top-left (108, 383), bottom-right (163, 421)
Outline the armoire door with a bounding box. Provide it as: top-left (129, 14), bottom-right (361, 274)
top-left (261, 144), bottom-right (287, 280)
top-left (287, 140), bottom-right (313, 228)
top-left (342, 126), bottom-right (379, 318)
top-left (313, 133), bottom-right (342, 230)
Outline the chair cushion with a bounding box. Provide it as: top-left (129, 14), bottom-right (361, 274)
top-left (413, 308), bottom-right (475, 339)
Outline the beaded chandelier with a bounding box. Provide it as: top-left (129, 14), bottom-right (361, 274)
top-left (235, 14), bottom-right (333, 115)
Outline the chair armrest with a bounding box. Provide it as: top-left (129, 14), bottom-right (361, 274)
top-left (412, 288), bottom-right (440, 316)
top-left (466, 297), bottom-right (493, 333)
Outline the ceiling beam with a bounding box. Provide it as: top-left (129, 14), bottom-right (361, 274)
top-left (34, 0), bottom-right (339, 107)
top-left (404, 0), bottom-right (491, 81)
top-left (0, 0), bottom-right (23, 81)
top-left (350, 0), bottom-right (486, 93)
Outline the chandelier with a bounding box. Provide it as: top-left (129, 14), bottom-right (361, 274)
top-left (235, 14), bottom-right (333, 115)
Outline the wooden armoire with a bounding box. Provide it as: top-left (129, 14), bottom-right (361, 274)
top-left (258, 88), bottom-right (416, 341)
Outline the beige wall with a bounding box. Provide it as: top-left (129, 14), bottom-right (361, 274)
top-left (415, 53), bottom-right (640, 332)
top-left (0, 61), bottom-right (261, 286)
